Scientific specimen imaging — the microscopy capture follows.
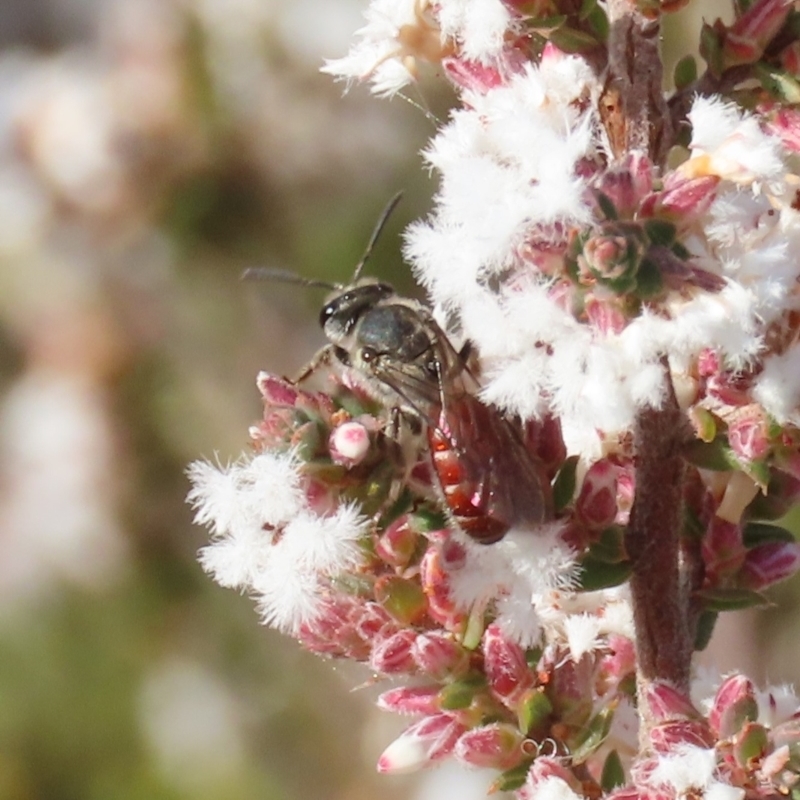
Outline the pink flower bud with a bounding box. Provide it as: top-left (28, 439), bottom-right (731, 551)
top-left (763, 104), bottom-right (800, 152)
top-left (443, 57), bottom-right (508, 92)
top-left (649, 719), bottom-right (715, 753)
top-left (585, 297), bottom-right (629, 335)
top-left (377, 685), bottom-right (441, 716)
top-left (728, 407), bottom-right (772, 463)
top-left (644, 681), bottom-right (703, 722)
top-left (593, 153), bottom-right (654, 218)
top-left (518, 758), bottom-right (585, 800)
top-left (702, 517), bottom-right (746, 582)
top-left (420, 544), bottom-right (463, 628)
top-left (483, 624), bottom-right (535, 707)
top-left (412, 632), bottom-right (470, 680)
top-left (740, 541), bottom-right (800, 590)
top-left (256, 372), bottom-right (300, 406)
top-left (709, 675), bottom-right (757, 737)
top-left (453, 722), bottom-right (526, 770)
top-left (729, 0), bottom-right (791, 53)
top-left (376, 713), bottom-right (467, 773)
top-left (641, 173), bottom-right (720, 219)
top-left (354, 602), bottom-right (395, 640)
top-left (369, 629), bottom-right (419, 675)
top-left (375, 515), bottom-right (420, 567)
top-left (328, 421), bottom-right (371, 467)
top-left (576, 459), bottom-right (619, 529)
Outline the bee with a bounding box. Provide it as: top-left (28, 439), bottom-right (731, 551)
top-left (245, 195), bottom-right (552, 543)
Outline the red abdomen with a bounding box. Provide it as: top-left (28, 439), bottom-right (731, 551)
top-left (427, 394), bottom-right (551, 544)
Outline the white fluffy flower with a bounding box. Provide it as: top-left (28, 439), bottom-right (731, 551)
top-left (650, 745), bottom-right (744, 800)
top-left (322, 0), bottom-right (516, 96)
top-left (187, 452), bottom-right (369, 634)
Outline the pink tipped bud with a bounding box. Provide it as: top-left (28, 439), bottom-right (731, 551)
top-left (702, 517), bottom-right (746, 581)
top-left (709, 675), bottom-right (758, 737)
top-left (328, 421), bottom-right (371, 467)
top-left (369, 629), bottom-right (419, 675)
top-left (729, 0), bottom-right (791, 53)
top-left (594, 153), bottom-right (654, 218)
top-left (377, 685), bottom-right (441, 716)
top-left (453, 723), bottom-right (526, 770)
top-left (443, 57), bottom-right (508, 92)
top-left (728, 407), bottom-right (772, 463)
top-left (649, 719), bottom-right (715, 753)
top-left (412, 633), bottom-right (470, 680)
top-left (483, 624), bottom-right (535, 707)
top-left (376, 713), bottom-right (467, 773)
top-left (645, 681), bottom-right (703, 722)
top-left (577, 459), bottom-right (619, 529)
top-left (518, 758), bottom-right (585, 800)
top-left (585, 296), bottom-right (628, 335)
top-left (740, 541), bottom-right (800, 590)
top-left (256, 372), bottom-right (300, 406)
top-left (376, 515), bottom-right (420, 567)
top-left (641, 173), bottom-right (720, 218)
top-left (764, 104), bottom-right (800, 152)
top-left (420, 545), bottom-right (462, 628)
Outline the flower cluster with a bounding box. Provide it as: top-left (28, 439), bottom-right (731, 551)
top-left (190, 0), bottom-right (800, 796)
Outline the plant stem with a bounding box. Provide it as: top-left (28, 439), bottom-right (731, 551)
top-left (602, 0), bottom-right (674, 160)
top-left (626, 363), bottom-right (694, 743)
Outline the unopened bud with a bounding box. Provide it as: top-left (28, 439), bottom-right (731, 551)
top-left (376, 713), bottom-right (467, 773)
top-left (369, 629), bottom-right (419, 675)
top-left (328, 421), bottom-right (371, 467)
top-left (710, 675), bottom-right (758, 737)
top-left (483, 624), bottom-right (535, 707)
top-left (412, 632), bottom-right (470, 680)
top-left (376, 515), bottom-right (420, 567)
top-left (453, 722), bottom-right (526, 770)
top-left (377, 685), bottom-right (441, 716)
top-left (740, 541), bottom-right (800, 590)
top-left (576, 459), bottom-right (619, 529)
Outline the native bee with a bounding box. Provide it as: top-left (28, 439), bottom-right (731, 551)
top-left (245, 195), bottom-right (552, 543)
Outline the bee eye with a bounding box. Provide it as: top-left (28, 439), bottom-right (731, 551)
top-left (360, 346), bottom-right (377, 363)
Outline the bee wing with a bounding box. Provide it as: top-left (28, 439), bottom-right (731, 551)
top-left (436, 393), bottom-right (552, 530)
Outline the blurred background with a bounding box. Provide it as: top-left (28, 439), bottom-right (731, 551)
top-left (0, 1), bottom-right (794, 799)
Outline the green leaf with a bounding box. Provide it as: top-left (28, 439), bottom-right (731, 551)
top-left (577, 556), bottom-right (632, 591)
top-left (684, 437), bottom-right (736, 471)
top-left (743, 522), bottom-right (796, 547)
top-left (491, 761), bottom-right (534, 793)
top-left (518, 689), bottom-right (554, 734)
top-left (644, 218), bottom-right (677, 246)
top-left (589, 525), bottom-right (628, 564)
top-left (695, 587), bottom-right (771, 612)
top-left (529, 14), bottom-right (568, 32)
top-left (571, 707), bottom-right (615, 763)
top-left (699, 21), bottom-right (725, 77)
top-left (553, 456), bottom-right (579, 511)
top-left (439, 675), bottom-right (485, 710)
top-left (693, 610), bottom-right (718, 651)
top-left (755, 64), bottom-right (800, 104)
top-left (601, 749), bottom-right (626, 791)
top-left (549, 25), bottom-right (600, 53)
top-left (674, 55), bottom-right (698, 90)
top-left (635, 257), bottom-right (664, 298)
top-left (595, 191), bottom-right (618, 221)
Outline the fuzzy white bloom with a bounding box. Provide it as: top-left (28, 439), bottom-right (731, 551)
top-left (322, 0), bottom-right (516, 96)
top-left (187, 452), bottom-right (368, 634)
top-left (650, 745), bottom-right (744, 800)
top-left (406, 68), bottom-right (800, 457)
top-left (443, 522), bottom-right (579, 648)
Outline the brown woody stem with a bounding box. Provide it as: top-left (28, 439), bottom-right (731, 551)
top-left (626, 363), bottom-right (694, 743)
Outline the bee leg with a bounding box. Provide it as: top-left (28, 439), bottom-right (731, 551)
top-left (290, 345), bottom-right (332, 385)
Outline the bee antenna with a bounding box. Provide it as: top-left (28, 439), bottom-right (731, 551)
top-left (351, 191), bottom-right (404, 283)
top-left (241, 267), bottom-right (341, 291)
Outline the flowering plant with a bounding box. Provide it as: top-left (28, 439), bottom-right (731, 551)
top-left (189, 0), bottom-right (800, 796)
